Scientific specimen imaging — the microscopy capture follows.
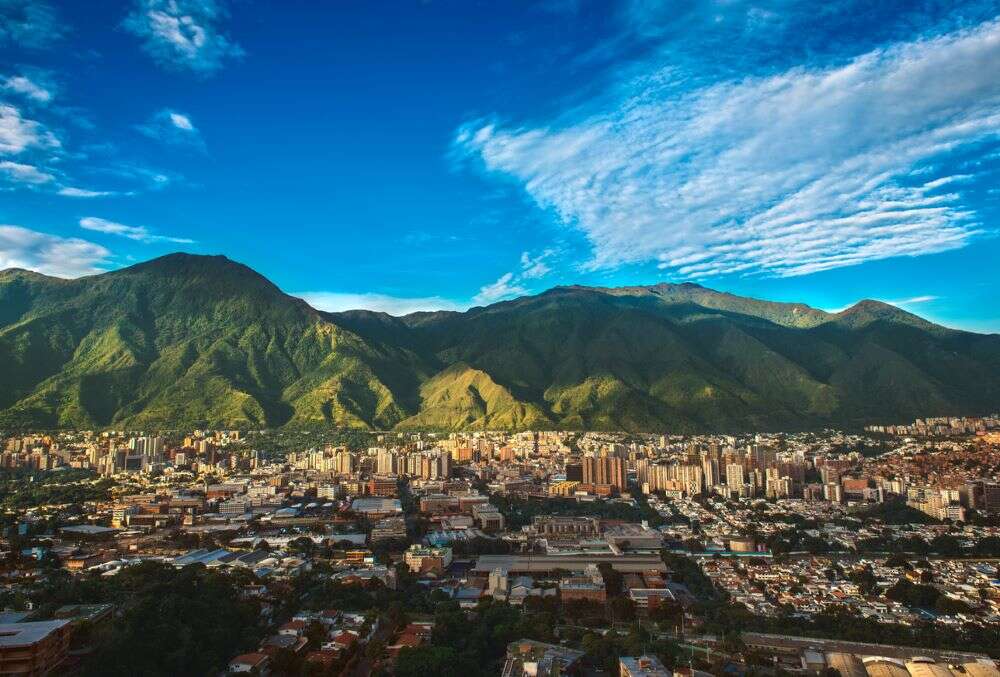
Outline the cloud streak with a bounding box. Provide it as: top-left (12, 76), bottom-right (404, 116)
top-left (458, 19), bottom-right (1000, 279)
top-left (123, 0), bottom-right (244, 75)
top-left (0, 225), bottom-right (110, 278)
top-left (472, 248), bottom-right (558, 305)
top-left (79, 216), bottom-right (194, 244)
top-left (887, 295), bottom-right (940, 306)
top-left (472, 272), bottom-right (527, 305)
top-left (58, 187), bottom-right (119, 198)
top-left (3, 73), bottom-right (54, 103)
top-left (0, 160), bottom-right (54, 185)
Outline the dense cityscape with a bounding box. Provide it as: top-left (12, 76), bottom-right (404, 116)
top-left (2, 416), bottom-right (1000, 676)
top-left (4, 1), bottom-right (1000, 676)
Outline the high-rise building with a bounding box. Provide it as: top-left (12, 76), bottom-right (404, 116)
top-left (701, 456), bottom-right (719, 487)
top-left (376, 449), bottom-right (397, 475)
top-left (334, 450), bottom-right (356, 474)
top-left (725, 463), bottom-right (745, 492)
top-left (583, 453), bottom-right (625, 491)
top-left (678, 464), bottom-right (703, 496)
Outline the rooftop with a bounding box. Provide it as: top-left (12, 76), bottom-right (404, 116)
top-left (350, 497), bottom-right (402, 513)
top-left (0, 620), bottom-right (70, 648)
top-left (621, 655), bottom-right (672, 676)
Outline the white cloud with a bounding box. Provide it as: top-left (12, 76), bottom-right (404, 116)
top-left (167, 111), bottom-right (193, 130)
top-left (136, 108), bottom-right (204, 148)
top-left (296, 291), bottom-right (465, 316)
top-left (887, 295), bottom-right (940, 306)
top-left (470, 250), bottom-right (556, 306)
top-left (473, 272), bottom-right (528, 305)
top-left (2, 74), bottom-right (53, 103)
top-left (825, 294), bottom-right (941, 314)
top-left (0, 160), bottom-right (54, 185)
top-left (79, 216), bottom-right (194, 244)
top-left (123, 0), bottom-right (244, 75)
top-left (0, 103), bottom-right (59, 154)
top-left (58, 186), bottom-right (118, 198)
top-left (519, 248), bottom-right (555, 279)
top-left (0, 225), bottom-right (110, 277)
top-left (458, 19), bottom-right (1000, 279)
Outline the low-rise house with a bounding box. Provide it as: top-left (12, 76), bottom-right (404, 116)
top-left (228, 652), bottom-right (270, 674)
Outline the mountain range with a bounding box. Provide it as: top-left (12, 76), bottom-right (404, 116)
top-left (1, 253), bottom-right (998, 432)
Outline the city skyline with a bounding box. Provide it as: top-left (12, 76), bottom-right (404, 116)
top-left (1, 0), bottom-right (999, 334)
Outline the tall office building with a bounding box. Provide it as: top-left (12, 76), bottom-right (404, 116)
top-left (376, 449), bottom-right (397, 475)
top-left (701, 456), bottom-right (719, 488)
top-left (725, 463), bottom-right (746, 491)
top-left (582, 453), bottom-right (625, 491)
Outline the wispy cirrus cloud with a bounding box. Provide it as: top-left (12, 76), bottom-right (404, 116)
top-left (79, 216), bottom-right (194, 244)
top-left (101, 161), bottom-right (176, 191)
top-left (0, 225), bottom-right (110, 277)
top-left (136, 108), bottom-right (204, 149)
top-left (0, 104), bottom-right (131, 197)
top-left (123, 0), bottom-right (244, 75)
top-left (473, 272), bottom-right (527, 305)
top-left (520, 248), bottom-right (556, 279)
top-left (58, 186), bottom-right (119, 198)
top-left (473, 248), bottom-right (558, 305)
top-left (0, 95), bottom-right (169, 198)
top-left (826, 294), bottom-right (941, 314)
top-left (0, 0), bottom-right (64, 49)
top-left (2, 73), bottom-right (54, 104)
top-left (457, 18), bottom-right (1000, 280)
top-left (887, 295), bottom-right (940, 306)
top-left (297, 291), bottom-right (465, 316)
top-left (0, 160), bottom-right (54, 185)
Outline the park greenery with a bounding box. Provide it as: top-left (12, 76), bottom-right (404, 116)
top-left (26, 561), bottom-right (262, 677)
top-left (490, 491), bottom-right (669, 529)
top-left (0, 468), bottom-right (113, 510)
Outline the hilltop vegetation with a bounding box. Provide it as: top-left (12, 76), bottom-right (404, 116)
top-left (1, 253), bottom-right (999, 432)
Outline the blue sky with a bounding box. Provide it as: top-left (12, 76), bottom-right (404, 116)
top-left (1, 0), bottom-right (998, 331)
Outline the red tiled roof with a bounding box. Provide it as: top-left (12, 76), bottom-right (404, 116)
top-left (333, 632), bottom-right (358, 647)
top-left (230, 653), bottom-right (268, 668)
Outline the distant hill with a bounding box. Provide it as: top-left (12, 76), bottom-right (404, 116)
top-left (2, 253), bottom-right (998, 432)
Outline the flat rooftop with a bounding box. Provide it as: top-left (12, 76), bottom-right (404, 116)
top-left (473, 553), bottom-right (667, 574)
top-left (350, 498), bottom-right (402, 513)
top-left (60, 525), bottom-right (118, 535)
top-left (0, 620), bottom-right (70, 648)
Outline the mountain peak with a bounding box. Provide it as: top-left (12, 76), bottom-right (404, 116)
top-left (836, 299), bottom-right (941, 331)
top-left (2, 252), bottom-right (997, 432)
top-left (119, 252), bottom-right (277, 287)
top-left (0, 267), bottom-right (58, 280)
top-left (128, 252), bottom-right (237, 271)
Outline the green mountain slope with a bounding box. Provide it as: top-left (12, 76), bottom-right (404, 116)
top-left (395, 363), bottom-right (551, 430)
top-left (2, 253), bottom-right (998, 432)
top-left (0, 255), bottom-right (427, 429)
